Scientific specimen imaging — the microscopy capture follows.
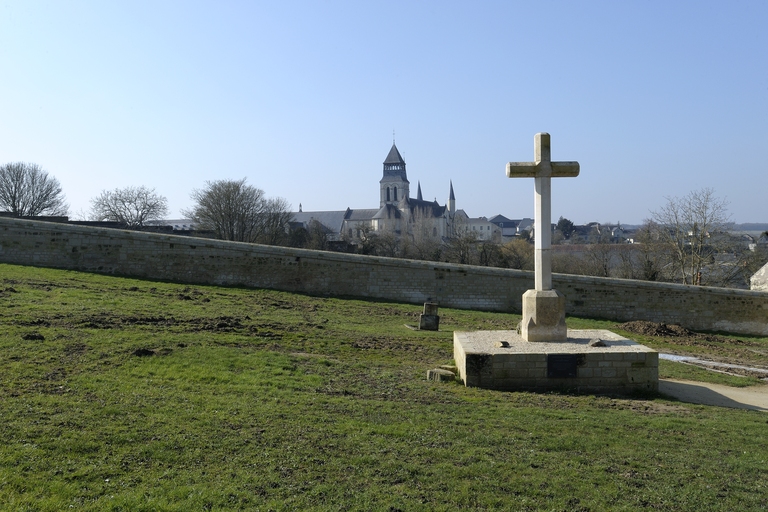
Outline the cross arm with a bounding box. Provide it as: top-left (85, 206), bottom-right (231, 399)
top-left (506, 162), bottom-right (538, 177)
top-left (506, 161), bottom-right (580, 178)
top-left (550, 161), bottom-right (580, 177)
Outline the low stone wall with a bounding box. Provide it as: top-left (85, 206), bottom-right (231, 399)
top-left (1, 216), bottom-right (767, 335)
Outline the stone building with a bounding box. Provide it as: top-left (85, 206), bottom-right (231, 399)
top-left (751, 261), bottom-right (768, 292)
top-left (292, 142), bottom-right (466, 243)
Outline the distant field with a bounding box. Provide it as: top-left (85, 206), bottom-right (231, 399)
top-left (1, 263), bottom-right (767, 511)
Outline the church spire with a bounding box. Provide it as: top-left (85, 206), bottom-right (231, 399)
top-left (417, 181), bottom-right (423, 201)
top-left (380, 140), bottom-right (410, 207)
top-left (448, 180), bottom-right (456, 212)
top-left (383, 143), bottom-right (406, 177)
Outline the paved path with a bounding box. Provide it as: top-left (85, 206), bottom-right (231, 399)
top-left (659, 379), bottom-right (768, 411)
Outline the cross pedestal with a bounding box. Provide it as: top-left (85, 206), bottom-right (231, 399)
top-left (452, 132), bottom-right (658, 393)
top-left (507, 133), bottom-right (579, 342)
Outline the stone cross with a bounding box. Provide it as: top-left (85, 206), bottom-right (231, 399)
top-left (506, 133), bottom-right (579, 342)
top-left (506, 132), bottom-right (579, 291)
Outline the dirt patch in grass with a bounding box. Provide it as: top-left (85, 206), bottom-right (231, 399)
top-left (75, 313), bottom-right (251, 333)
top-left (619, 321), bottom-right (768, 376)
top-left (618, 321), bottom-right (757, 346)
top-left (351, 335), bottom-right (443, 354)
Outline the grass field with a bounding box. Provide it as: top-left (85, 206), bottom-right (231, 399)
top-left (1, 263), bottom-right (767, 511)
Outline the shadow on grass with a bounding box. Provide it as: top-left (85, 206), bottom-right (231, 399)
top-left (659, 379), bottom-right (768, 411)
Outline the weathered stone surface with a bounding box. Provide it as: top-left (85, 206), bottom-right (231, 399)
top-left (506, 133), bottom-right (579, 292)
top-left (427, 368), bottom-right (455, 382)
top-left (507, 134), bottom-right (576, 341)
top-left (454, 329), bottom-right (658, 393)
top-left (521, 289), bottom-right (567, 342)
top-left (419, 314), bottom-right (439, 331)
top-left (423, 302), bottom-right (439, 316)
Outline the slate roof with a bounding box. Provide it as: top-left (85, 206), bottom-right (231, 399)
top-left (344, 208), bottom-right (380, 221)
top-left (372, 204), bottom-right (402, 220)
top-left (488, 214), bottom-right (515, 226)
top-left (382, 143), bottom-right (408, 180)
top-left (405, 197), bottom-right (446, 218)
top-left (291, 211), bottom-right (347, 233)
top-left (383, 143), bottom-right (405, 165)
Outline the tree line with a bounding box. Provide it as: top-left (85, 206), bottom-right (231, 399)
top-left (1, 162), bottom-right (765, 289)
top-left (549, 189), bottom-right (766, 288)
top-left (0, 162), bottom-right (292, 246)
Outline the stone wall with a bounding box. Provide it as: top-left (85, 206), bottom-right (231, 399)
top-left (1, 216), bottom-right (767, 335)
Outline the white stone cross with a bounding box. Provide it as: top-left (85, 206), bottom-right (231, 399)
top-left (506, 133), bottom-right (579, 291)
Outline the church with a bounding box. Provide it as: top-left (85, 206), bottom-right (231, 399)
top-left (291, 142), bottom-right (467, 243)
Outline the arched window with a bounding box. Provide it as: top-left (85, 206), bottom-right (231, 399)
top-left (394, 187), bottom-right (398, 201)
top-left (386, 187), bottom-right (391, 201)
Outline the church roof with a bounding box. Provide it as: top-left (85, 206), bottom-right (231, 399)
top-left (344, 208), bottom-right (379, 221)
top-left (383, 143), bottom-right (405, 165)
top-left (372, 204), bottom-right (402, 220)
top-left (406, 197), bottom-right (447, 218)
top-left (291, 210), bottom-right (347, 233)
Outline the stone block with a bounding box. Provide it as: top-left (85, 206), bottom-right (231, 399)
top-left (520, 289), bottom-right (567, 342)
top-left (454, 329), bottom-right (658, 393)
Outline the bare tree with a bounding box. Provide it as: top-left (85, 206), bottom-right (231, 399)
top-left (0, 162), bottom-right (68, 216)
top-left (305, 219), bottom-right (329, 250)
top-left (374, 224), bottom-right (403, 257)
top-left (408, 209), bottom-right (442, 261)
top-left (581, 225), bottom-right (614, 277)
top-left (477, 240), bottom-right (505, 267)
top-left (445, 217), bottom-right (478, 264)
top-left (352, 222), bottom-right (379, 255)
top-left (631, 221), bottom-right (667, 281)
top-left (183, 178), bottom-right (292, 244)
top-left (502, 239), bottom-right (534, 270)
top-left (650, 188), bottom-right (731, 285)
top-left (258, 197), bottom-right (294, 245)
top-left (89, 186), bottom-right (169, 227)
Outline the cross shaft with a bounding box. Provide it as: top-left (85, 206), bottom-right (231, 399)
top-left (506, 133), bottom-right (579, 291)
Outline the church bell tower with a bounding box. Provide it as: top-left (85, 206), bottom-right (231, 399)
top-left (380, 142), bottom-right (410, 207)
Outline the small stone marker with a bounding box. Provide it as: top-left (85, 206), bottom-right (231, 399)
top-left (427, 368), bottom-right (455, 382)
top-left (506, 133), bottom-right (579, 342)
top-left (419, 302), bottom-right (440, 331)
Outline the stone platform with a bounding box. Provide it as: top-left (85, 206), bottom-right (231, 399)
top-left (454, 329), bottom-right (658, 393)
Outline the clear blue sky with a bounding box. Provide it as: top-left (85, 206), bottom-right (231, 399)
top-left (1, 1), bottom-right (766, 224)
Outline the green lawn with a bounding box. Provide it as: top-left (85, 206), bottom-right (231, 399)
top-left (1, 263), bottom-right (767, 511)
